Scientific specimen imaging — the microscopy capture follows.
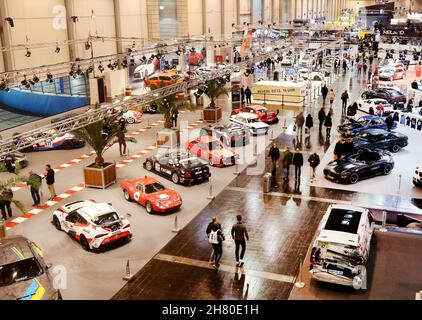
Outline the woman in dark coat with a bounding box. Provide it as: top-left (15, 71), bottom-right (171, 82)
top-left (305, 114), bottom-right (314, 134)
top-left (324, 113), bottom-right (333, 137)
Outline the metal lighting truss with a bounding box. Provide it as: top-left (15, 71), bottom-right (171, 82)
top-left (0, 38), bottom-right (343, 157)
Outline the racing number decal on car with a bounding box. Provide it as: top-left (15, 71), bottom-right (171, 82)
top-left (155, 163), bottom-right (161, 172)
top-left (134, 192), bottom-right (141, 202)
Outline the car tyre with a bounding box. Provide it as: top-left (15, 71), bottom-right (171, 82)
top-left (383, 164), bottom-right (393, 175)
top-left (80, 235), bottom-right (90, 251)
top-left (53, 216), bottom-right (62, 231)
top-left (350, 173), bottom-right (359, 184)
top-left (62, 140), bottom-right (74, 150)
top-left (145, 160), bottom-right (153, 171)
top-left (124, 190), bottom-right (131, 202)
top-left (145, 201), bottom-right (153, 214)
top-left (126, 117), bottom-right (136, 124)
top-left (391, 145), bottom-right (401, 153)
top-left (172, 173), bottom-right (180, 184)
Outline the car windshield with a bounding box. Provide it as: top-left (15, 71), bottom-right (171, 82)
top-left (210, 141), bottom-right (224, 150)
top-left (247, 118), bottom-right (259, 123)
top-left (145, 183), bottom-right (166, 194)
top-left (0, 257), bottom-right (43, 287)
top-left (93, 212), bottom-right (120, 225)
top-left (179, 157), bottom-right (204, 168)
top-left (381, 69), bottom-right (393, 73)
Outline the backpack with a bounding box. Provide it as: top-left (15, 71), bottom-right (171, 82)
top-left (208, 230), bottom-right (219, 244)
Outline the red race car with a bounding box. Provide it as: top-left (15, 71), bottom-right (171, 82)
top-left (232, 105), bottom-right (279, 124)
top-left (186, 136), bottom-right (238, 167)
top-left (120, 176), bottom-right (182, 214)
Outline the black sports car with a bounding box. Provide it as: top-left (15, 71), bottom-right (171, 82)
top-left (361, 88), bottom-right (406, 107)
top-left (143, 152), bottom-right (211, 185)
top-left (200, 123), bottom-right (250, 147)
top-left (353, 129), bottom-right (408, 153)
top-left (0, 152), bottom-right (29, 169)
top-left (324, 148), bottom-right (394, 184)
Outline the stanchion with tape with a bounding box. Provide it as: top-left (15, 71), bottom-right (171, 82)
top-left (233, 163), bottom-right (240, 176)
top-left (207, 184), bottom-right (215, 200)
top-left (123, 259), bottom-right (133, 281)
top-left (270, 130), bottom-right (274, 141)
top-left (295, 254), bottom-right (305, 288)
top-left (397, 174), bottom-right (402, 195)
top-left (172, 215), bottom-right (180, 233)
top-left (379, 211), bottom-right (388, 233)
top-left (253, 141), bottom-right (258, 156)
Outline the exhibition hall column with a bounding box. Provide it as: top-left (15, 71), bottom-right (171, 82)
top-left (147, 0), bottom-right (160, 40)
top-left (0, 0), bottom-right (14, 71)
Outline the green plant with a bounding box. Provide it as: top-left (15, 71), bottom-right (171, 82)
top-left (0, 162), bottom-right (26, 214)
top-left (156, 93), bottom-right (195, 129)
top-left (203, 79), bottom-right (230, 109)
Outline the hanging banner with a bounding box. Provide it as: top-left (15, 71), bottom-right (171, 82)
top-left (240, 29), bottom-right (255, 56)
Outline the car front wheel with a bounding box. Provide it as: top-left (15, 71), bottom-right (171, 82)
top-left (172, 173), bottom-right (180, 184)
top-left (145, 201), bottom-right (153, 214)
top-left (350, 173), bottom-right (359, 184)
top-left (383, 164), bottom-right (393, 175)
top-left (124, 190), bottom-right (131, 202)
top-left (126, 117), bottom-right (135, 124)
top-left (53, 216), bottom-right (62, 231)
top-left (80, 235), bottom-right (90, 251)
top-left (391, 145), bottom-right (401, 153)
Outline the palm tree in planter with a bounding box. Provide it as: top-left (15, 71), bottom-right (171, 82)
top-left (76, 113), bottom-right (121, 189)
top-left (201, 79), bottom-right (230, 122)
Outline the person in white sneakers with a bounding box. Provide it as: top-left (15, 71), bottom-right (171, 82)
top-left (308, 153), bottom-right (320, 183)
top-left (231, 215), bottom-right (249, 267)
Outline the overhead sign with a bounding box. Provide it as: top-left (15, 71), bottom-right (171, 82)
top-left (380, 28), bottom-right (422, 38)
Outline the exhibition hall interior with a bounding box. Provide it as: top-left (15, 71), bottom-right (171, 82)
top-left (1, 0), bottom-right (422, 303)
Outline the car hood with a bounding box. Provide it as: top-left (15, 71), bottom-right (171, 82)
top-left (210, 149), bottom-right (236, 158)
top-left (0, 273), bottom-right (56, 300)
top-left (338, 122), bottom-right (362, 131)
top-left (248, 122), bottom-right (269, 129)
top-left (325, 160), bottom-right (364, 173)
top-left (148, 189), bottom-right (180, 201)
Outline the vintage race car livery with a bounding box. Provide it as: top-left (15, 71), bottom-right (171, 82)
top-left (18, 130), bottom-right (85, 152)
top-left (52, 200), bottom-right (132, 251)
top-left (120, 176), bottom-right (182, 214)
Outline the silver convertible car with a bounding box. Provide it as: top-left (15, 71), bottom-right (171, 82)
top-left (0, 236), bottom-right (61, 300)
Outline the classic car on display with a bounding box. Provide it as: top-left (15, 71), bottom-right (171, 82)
top-left (199, 123), bottom-right (250, 147)
top-left (0, 236), bottom-right (62, 300)
top-left (143, 152), bottom-right (211, 185)
top-left (120, 176), bottom-right (182, 214)
top-left (323, 148), bottom-right (394, 184)
top-left (17, 131), bottom-right (85, 152)
top-left (361, 88), bottom-right (406, 107)
top-left (232, 105), bottom-right (279, 124)
top-left (52, 200), bottom-right (132, 251)
top-left (186, 136), bottom-right (239, 167)
top-left (337, 116), bottom-right (397, 136)
top-left (310, 205), bottom-right (374, 290)
top-left (353, 129), bottom-right (408, 153)
top-left (144, 72), bottom-right (184, 89)
top-left (229, 112), bottom-right (270, 136)
top-left (377, 65), bottom-right (406, 81)
top-left (355, 98), bottom-right (396, 115)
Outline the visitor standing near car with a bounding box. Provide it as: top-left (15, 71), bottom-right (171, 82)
top-left (44, 164), bottom-right (57, 200)
top-left (231, 215), bottom-right (249, 268)
top-left (305, 114), bottom-right (313, 135)
top-left (171, 108), bottom-right (179, 128)
top-left (328, 89), bottom-right (335, 108)
top-left (268, 143), bottom-right (280, 171)
top-left (308, 153), bottom-right (320, 182)
top-left (117, 128), bottom-right (127, 157)
top-left (324, 112), bottom-right (333, 137)
top-left (245, 87), bottom-right (252, 105)
top-left (240, 87), bottom-right (245, 105)
top-left (344, 138), bottom-right (355, 160)
top-left (293, 148), bottom-right (304, 182)
top-left (341, 91), bottom-right (349, 115)
top-left (0, 188), bottom-right (13, 220)
top-left (295, 112), bottom-right (305, 136)
top-left (321, 84), bottom-right (329, 106)
top-left (27, 170), bottom-right (42, 206)
top-left (385, 114), bottom-right (394, 132)
top-left (206, 217), bottom-right (225, 270)
top-left (281, 147), bottom-right (293, 180)
top-left (334, 139), bottom-right (346, 160)
top-left (318, 107), bottom-right (326, 131)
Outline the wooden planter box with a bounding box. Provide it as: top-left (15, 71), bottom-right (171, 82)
top-left (84, 162), bottom-right (117, 189)
top-left (203, 107), bottom-right (222, 123)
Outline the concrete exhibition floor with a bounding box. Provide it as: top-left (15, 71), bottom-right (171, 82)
top-left (3, 63), bottom-right (422, 300)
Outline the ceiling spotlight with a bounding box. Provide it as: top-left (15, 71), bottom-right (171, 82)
top-left (130, 58), bottom-right (135, 67)
top-left (140, 56), bottom-right (147, 64)
top-left (25, 48), bottom-right (31, 58)
top-left (107, 60), bottom-right (114, 70)
top-left (85, 41), bottom-right (91, 51)
top-left (86, 65), bottom-right (94, 74)
top-left (216, 78), bottom-right (225, 87)
top-left (46, 72), bottom-right (54, 83)
top-left (176, 49), bottom-right (182, 56)
top-left (5, 17), bottom-right (14, 27)
top-left (21, 76), bottom-right (30, 88)
top-left (71, 16), bottom-right (78, 23)
top-left (98, 63), bottom-right (105, 73)
top-left (33, 75), bottom-right (40, 83)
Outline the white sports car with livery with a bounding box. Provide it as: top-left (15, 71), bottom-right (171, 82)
top-left (52, 200), bottom-right (132, 251)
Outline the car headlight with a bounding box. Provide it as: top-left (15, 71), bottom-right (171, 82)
top-left (340, 171), bottom-right (351, 177)
top-left (156, 202), bottom-right (165, 208)
top-left (176, 196), bottom-right (182, 202)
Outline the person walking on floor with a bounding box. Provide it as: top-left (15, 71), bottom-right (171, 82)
top-left (231, 215), bottom-right (249, 268)
top-left (206, 217), bottom-right (221, 264)
top-left (245, 87), bottom-right (252, 104)
top-left (281, 147), bottom-right (293, 180)
top-left (324, 112), bottom-right (333, 137)
top-left (308, 152), bottom-right (320, 183)
top-left (44, 164), bottom-right (57, 200)
top-left (117, 128), bottom-right (127, 157)
top-left (206, 217), bottom-right (225, 269)
top-left (305, 114), bottom-right (314, 135)
top-left (27, 170), bottom-right (42, 206)
top-left (295, 112), bottom-right (305, 136)
top-left (321, 84), bottom-right (329, 106)
top-left (318, 107), bottom-right (326, 131)
top-left (341, 90), bottom-right (349, 116)
top-left (293, 149), bottom-right (304, 182)
top-left (240, 87), bottom-right (245, 105)
top-left (0, 188), bottom-right (13, 220)
top-left (268, 143), bottom-right (280, 172)
top-left (385, 114), bottom-right (394, 132)
top-left (328, 89), bottom-right (335, 108)
top-left (171, 108), bottom-right (179, 128)
top-left (4, 154), bottom-right (16, 173)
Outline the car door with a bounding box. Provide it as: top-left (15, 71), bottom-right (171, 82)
top-left (355, 153), bottom-right (371, 178)
top-left (135, 183), bottom-right (146, 205)
top-left (64, 211), bottom-right (79, 235)
top-left (156, 155), bottom-right (170, 176)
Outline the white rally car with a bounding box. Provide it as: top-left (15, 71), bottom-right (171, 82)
top-left (52, 200), bottom-right (132, 251)
top-left (122, 110), bottom-right (143, 124)
top-left (355, 98), bottom-right (396, 115)
top-left (229, 112), bottom-right (269, 136)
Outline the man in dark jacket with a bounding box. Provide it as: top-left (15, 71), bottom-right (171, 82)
top-left (321, 85), bottom-right (329, 106)
top-left (0, 188), bottom-right (13, 220)
top-left (411, 80), bottom-right (418, 90)
top-left (268, 143), bottom-right (280, 171)
top-left (231, 215), bottom-right (249, 267)
top-left (334, 139), bottom-right (346, 160)
top-left (318, 107), bottom-right (326, 131)
top-left (28, 171), bottom-right (42, 206)
top-left (341, 91), bottom-right (349, 115)
top-left (308, 153), bottom-right (320, 182)
top-left (344, 138), bottom-right (355, 160)
top-left (245, 87), bottom-right (252, 104)
top-left (44, 164), bottom-right (57, 200)
top-left (305, 114), bottom-right (313, 135)
top-left (4, 154), bottom-right (16, 173)
top-left (385, 114), bottom-right (394, 132)
top-left (281, 147), bottom-right (293, 180)
top-left (293, 148), bottom-right (304, 181)
top-left (240, 87), bottom-right (245, 105)
top-left (206, 217), bottom-right (224, 269)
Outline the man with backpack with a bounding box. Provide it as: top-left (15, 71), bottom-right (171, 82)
top-left (206, 217), bottom-right (225, 270)
top-left (231, 215), bottom-right (249, 268)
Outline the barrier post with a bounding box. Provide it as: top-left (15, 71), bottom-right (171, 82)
top-left (270, 129), bottom-right (275, 141)
top-left (122, 259), bottom-right (133, 281)
top-left (253, 141), bottom-right (258, 156)
top-left (295, 254), bottom-right (305, 288)
top-left (172, 215), bottom-right (180, 233)
top-left (233, 163), bottom-right (240, 176)
top-left (207, 183), bottom-right (215, 200)
top-left (398, 174), bottom-right (402, 195)
top-left (380, 211), bottom-right (388, 233)
top-left (0, 219), bottom-right (6, 238)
